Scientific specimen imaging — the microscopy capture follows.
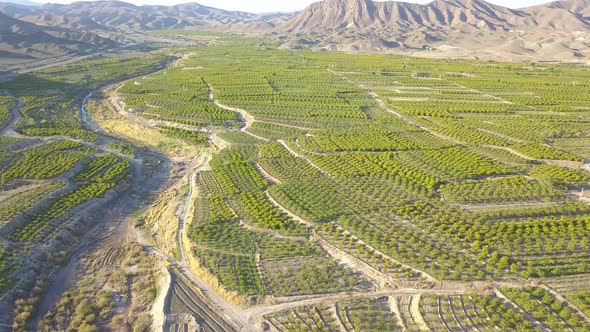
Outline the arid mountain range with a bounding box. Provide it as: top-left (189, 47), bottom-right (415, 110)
top-left (0, 10), bottom-right (116, 61)
top-left (0, 1), bottom-right (293, 31)
top-left (1, 0), bottom-right (589, 63)
top-left (279, 0), bottom-right (590, 61)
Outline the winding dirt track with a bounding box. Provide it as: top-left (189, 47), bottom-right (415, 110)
top-left (203, 80), bottom-right (268, 142)
top-left (176, 170), bottom-right (199, 267)
top-left (277, 139), bottom-right (329, 175)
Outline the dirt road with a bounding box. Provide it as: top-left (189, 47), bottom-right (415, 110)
top-left (204, 81), bottom-right (268, 142)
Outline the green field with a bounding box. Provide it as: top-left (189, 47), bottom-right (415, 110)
top-left (1, 33), bottom-right (590, 331)
top-left (152, 36), bottom-right (588, 329)
top-left (150, 40), bottom-right (590, 282)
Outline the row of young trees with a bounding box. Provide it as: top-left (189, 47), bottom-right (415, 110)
top-left (502, 286), bottom-right (589, 331)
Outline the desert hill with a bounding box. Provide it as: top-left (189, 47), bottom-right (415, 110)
top-left (278, 0), bottom-right (590, 62)
top-left (1, 0), bottom-right (589, 62)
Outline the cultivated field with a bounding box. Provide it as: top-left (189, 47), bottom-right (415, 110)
top-left (0, 32), bottom-right (589, 331)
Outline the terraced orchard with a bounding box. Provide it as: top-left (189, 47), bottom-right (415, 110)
top-left (264, 293), bottom-right (539, 332)
top-left (99, 34), bottom-right (590, 331)
top-left (2, 32), bottom-right (590, 332)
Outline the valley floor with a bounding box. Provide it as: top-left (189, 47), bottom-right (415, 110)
top-left (0, 32), bottom-right (590, 332)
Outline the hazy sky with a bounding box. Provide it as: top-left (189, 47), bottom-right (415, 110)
top-left (43, 0), bottom-right (552, 13)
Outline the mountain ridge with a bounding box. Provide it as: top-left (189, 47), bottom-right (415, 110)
top-left (0, 11), bottom-right (117, 62)
top-left (0, 0), bottom-right (291, 31)
top-left (1, 0), bottom-right (590, 63)
top-left (276, 0), bottom-right (590, 62)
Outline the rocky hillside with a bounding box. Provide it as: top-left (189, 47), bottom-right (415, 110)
top-left (277, 0), bottom-right (590, 62)
top-left (0, 11), bottom-right (117, 61)
top-left (1, 0), bottom-right (590, 62)
top-left (0, 1), bottom-right (292, 31)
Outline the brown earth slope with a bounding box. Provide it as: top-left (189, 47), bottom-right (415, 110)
top-left (0, 11), bottom-right (117, 61)
top-left (2, 0), bottom-right (590, 63)
top-left (277, 0), bottom-right (590, 62)
top-left (0, 0), bottom-right (294, 31)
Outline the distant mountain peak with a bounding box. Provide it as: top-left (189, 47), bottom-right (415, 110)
top-left (549, 0), bottom-right (590, 9)
top-left (1, 0), bottom-right (590, 63)
top-left (326, 0), bottom-right (374, 5)
top-left (278, 0), bottom-right (590, 61)
top-left (1, 0), bottom-right (41, 6)
top-left (320, 0), bottom-right (376, 12)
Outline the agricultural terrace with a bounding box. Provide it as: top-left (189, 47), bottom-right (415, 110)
top-left (112, 35), bottom-right (590, 328)
top-left (1, 32), bottom-right (590, 331)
